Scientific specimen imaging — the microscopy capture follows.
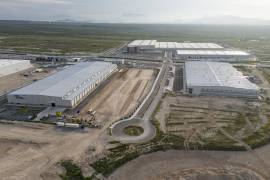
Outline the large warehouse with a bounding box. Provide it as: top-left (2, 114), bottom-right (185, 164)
top-left (8, 61), bottom-right (117, 108)
top-left (127, 40), bottom-right (224, 53)
top-left (0, 59), bottom-right (33, 78)
top-left (176, 50), bottom-right (251, 62)
top-left (184, 61), bottom-right (259, 98)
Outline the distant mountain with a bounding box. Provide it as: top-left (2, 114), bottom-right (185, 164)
top-left (190, 15), bottom-right (270, 25)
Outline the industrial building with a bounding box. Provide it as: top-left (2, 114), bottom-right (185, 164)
top-left (176, 50), bottom-right (251, 62)
top-left (127, 40), bottom-right (224, 53)
top-left (184, 61), bottom-right (259, 98)
top-left (8, 61), bottom-right (117, 108)
top-left (0, 59), bottom-right (33, 78)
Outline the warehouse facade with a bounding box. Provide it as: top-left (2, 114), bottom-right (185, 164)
top-left (176, 50), bottom-right (251, 62)
top-left (184, 61), bottom-right (259, 98)
top-left (8, 61), bottom-right (117, 108)
top-left (0, 59), bottom-right (33, 78)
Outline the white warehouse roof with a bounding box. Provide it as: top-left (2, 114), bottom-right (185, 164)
top-left (10, 61), bottom-right (117, 100)
top-left (0, 59), bottom-right (32, 77)
top-left (177, 50), bottom-right (249, 56)
top-left (127, 40), bottom-right (223, 49)
top-left (185, 61), bottom-right (259, 90)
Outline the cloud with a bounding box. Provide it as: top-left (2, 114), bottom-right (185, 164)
top-left (0, 0), bottom-right (72, 6)
top-left (0, 0), bottom-right (270, 23)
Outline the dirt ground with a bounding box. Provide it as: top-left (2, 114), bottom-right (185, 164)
top-left (109, 149), bottom-right (270, 180)
top-left (74, 68), bottom-right (156, 125)
top-left (0, 121), bottom-right (110, 180)
top-left (154, 94), bottom-right (270, 150)
top-left (0, 68), bottom-right (156, 180)
top-left (0, 66), bottom-right (55, 95)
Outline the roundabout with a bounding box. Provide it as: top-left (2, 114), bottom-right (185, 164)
top-left (110, 118), bottom-right (156, 144)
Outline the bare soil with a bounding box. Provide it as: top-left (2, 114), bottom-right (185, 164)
top-left (0, 68), bottom-right (156, 180)
top-left (76, 68), bottom-right (155, 125)
top-left (109, 149), bottom-right (270, 180)
top-left (0, 67), bottom-right (55, 95)
top-left (0, 121), bottom-right (109, 180)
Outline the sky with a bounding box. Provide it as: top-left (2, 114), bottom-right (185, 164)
top-left (0, 0), bottom-right (270, 23)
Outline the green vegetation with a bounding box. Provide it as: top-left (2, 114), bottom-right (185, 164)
top-left (91, 119), bottom-right (185, 176)
top-left (1, 21), bottom-right (270, 58)
top-left (243, 116), bottom-right (270, 149)
top-left (60, 160), bottom-right (92, 180)
top-left (259, 68), bottom-right (270, 83)
top-left (123, 126), bottom-right (144, 136)
top-left (199, 130), bottom-right (245, 151)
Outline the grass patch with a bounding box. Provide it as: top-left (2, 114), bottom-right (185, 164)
top-left (60, 160), bottom-right (92, 180)
top-left (123, 126), bottom-right (144, 136)
top-left (243, 117), bottom-right (270, 149)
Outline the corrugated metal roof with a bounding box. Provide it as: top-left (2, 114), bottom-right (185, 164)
top-left (10, 62), bottom-right (117, 100)
top-left (177, 50), bottom-right (249, 56)
top-left (127, 40), bottom-right (223, 49)
top-left (185, 61), bottom-right (258, 90)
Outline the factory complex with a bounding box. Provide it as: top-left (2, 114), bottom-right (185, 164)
top-left (7, 61), bottom-right (117, 108)
top-left (126, 40), bottom-right (252, 62)
top-left (184, 61), bottom-right (259, 98)
top-left (0, 59), bottom-right (33, 78)
top-left (127, 40), bottom-right (224, 53)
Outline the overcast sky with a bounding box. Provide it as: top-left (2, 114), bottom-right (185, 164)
top-left (0, 0), bottom-right (270, 23)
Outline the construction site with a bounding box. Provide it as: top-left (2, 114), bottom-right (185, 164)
top-left (1, 39), bottom-right (270, 180)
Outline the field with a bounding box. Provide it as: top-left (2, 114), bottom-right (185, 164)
top-left (154, 95), bottom-right (270, 149)
top-left (1, 21), bottom-right (270, 60)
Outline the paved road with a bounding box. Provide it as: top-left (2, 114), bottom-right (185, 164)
top-left (111, 58), bottom-right (170, 143)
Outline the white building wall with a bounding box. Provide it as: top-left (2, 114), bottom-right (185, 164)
top-left (185, 85), bottom-right (259, 98)
top-left (8, 63), bottom-right (118, 108)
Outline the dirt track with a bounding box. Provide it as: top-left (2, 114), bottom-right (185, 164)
top-left (77, 68), bottom-right (155, 124)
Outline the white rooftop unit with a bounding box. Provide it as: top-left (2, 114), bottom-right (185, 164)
top-left (184, 61), bottom-right (259, 98)
top-left (0, 59), bottom-right (33, 78)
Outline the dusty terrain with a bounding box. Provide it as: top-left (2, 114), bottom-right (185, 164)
top-left (75, 68), bottom-right (156, 124)
top-left (0, 68), bottom-right (156, 180)
top-left (0, 67), bottom-right (55, 95)
top-left (0, 121), bottom-right (109, 180)
top-left (154, 94), bottom-right (270, 150)
top-left (109, 149), bottom-right (270, 180)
